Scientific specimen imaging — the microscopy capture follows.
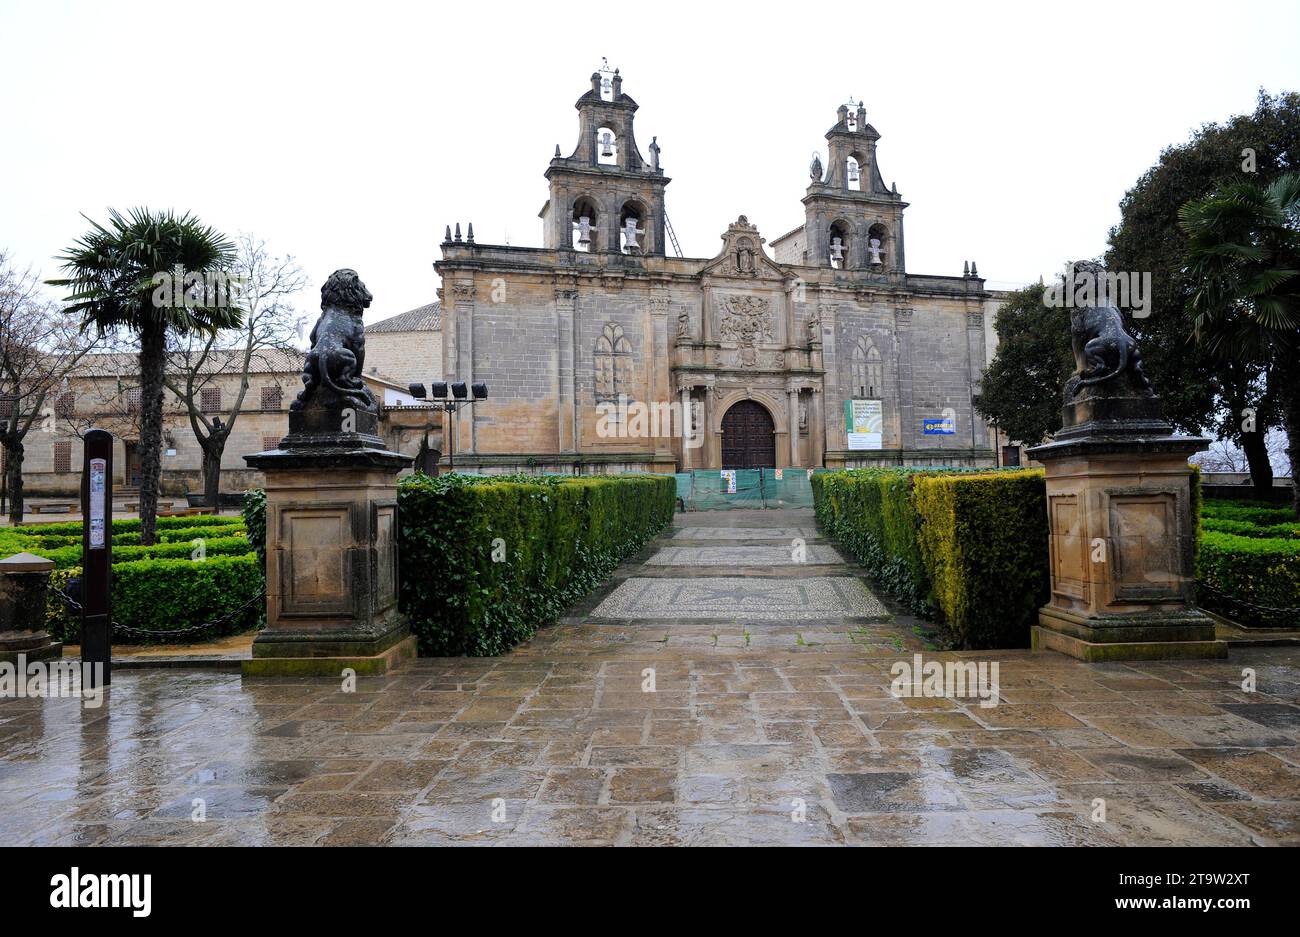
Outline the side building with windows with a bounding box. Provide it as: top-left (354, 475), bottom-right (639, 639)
top-left (434, 70), bottom-right (1007, 473)
top-left (13, 349), bottom-right (434, 497)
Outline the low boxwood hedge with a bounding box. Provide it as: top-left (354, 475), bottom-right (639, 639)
top-left (1, 515), bottom-right (260, 645)
top-left (912, 470), bottom-right (1049, 649)
top-left (34, 535), bottom-right (253, 570)
top-left (814, 467), bottom-right (1050, 648)
top-left (1202, 517), bottom-right (1300, 539)
top-left (398, 472), bottom-right (675, 656)
top-left (45, 554), bottom-right (263, 645)
top-left (812, 468), bottom-right (933, 617)
top-left (1198, 530), bottom-right (1300, 622)
top-left (1201, 499), bottom-right (1297, 526)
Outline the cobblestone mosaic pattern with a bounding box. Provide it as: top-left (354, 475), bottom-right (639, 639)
top-left (670, 527), bottom-right (816, 541)
top-left (646, 546), bottom-right (843, 567)
top-left (592, 577), bottom-right (887, 620)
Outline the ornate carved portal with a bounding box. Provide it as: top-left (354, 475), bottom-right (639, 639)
top-left (721, 400), bottom-right (776, 469)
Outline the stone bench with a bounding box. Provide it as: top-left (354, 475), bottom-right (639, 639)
top-left (159, 507), bottom-right (210, 518)
top-left (29, 503), bottom-right (75, 514)
top-left (124, 501), bottom-right (174, 512)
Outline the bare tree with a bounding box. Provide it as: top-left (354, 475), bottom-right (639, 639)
top-left (164, 234), bottom-right (306, 512)
top-left (1192, 429), bottom-right (1293, 486)
top-left (0, 250), bottom-right (96, 522)
top-left (1192, 438), bottom-right (1252, 475)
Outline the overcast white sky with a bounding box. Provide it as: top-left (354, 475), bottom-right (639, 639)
top-left (2, 0), bottom-right (1298, 325)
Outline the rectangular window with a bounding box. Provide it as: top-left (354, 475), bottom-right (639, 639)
top-left (200, 387), bottom-right (221, 413)
top-left (260, 385), bottom-right (282, 410)
top-left (55, 392), bottom-right (75, 418)
top-left (0, 395), bottom-right (14, 418)
top-left (126, 388), bottom-right (142, 413)
top-left (262, 434), bottom-right (281, 451)
top-left (1002, 445), bottom-right (1022, 467)
top-left (53, 440), bottom-right (72, 473)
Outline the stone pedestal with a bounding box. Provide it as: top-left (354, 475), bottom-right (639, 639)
top-left (243, 442), bottom-right (414, 676)
top-left (0, 552), bottom-right (62, 665)
top-left (1027, 433), bottom-right (1226, 661)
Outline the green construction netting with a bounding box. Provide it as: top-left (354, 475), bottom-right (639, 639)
top-left (675, 469), bottom-right (831, 510)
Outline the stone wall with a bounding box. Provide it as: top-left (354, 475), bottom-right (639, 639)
top-left (17, 364), bottom-right (426, 497)
top-left (365, 330), bottom-right (442, 386)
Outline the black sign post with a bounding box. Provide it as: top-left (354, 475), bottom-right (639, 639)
top-left (80, 428), bottom-right (112, 687)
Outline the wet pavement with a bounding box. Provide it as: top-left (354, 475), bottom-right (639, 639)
top-left (2, 508), bottom-right (1299, 846)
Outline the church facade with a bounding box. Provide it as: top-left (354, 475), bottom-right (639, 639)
top-left (433, 70), bottom-right (1006, 474)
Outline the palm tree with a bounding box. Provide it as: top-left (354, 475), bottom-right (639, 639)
top-left (1180, 173), bottom-right (1300, 514)
top-left (48, 208), bottom-right (240, 544)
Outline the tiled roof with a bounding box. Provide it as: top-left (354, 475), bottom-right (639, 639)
top-left (366, 302), bottom-right (441, 333)
top-left (75, 348), bottom-right (306, 376)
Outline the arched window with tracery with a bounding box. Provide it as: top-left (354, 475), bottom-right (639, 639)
top-left (851, 336), bottom-right (884, 398)
top-left (595, 322), bottom-right (633, 402)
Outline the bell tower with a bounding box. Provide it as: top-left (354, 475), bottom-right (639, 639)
top-left (803, 101), bottom-right (907, 274)
top-left (541, 66), bottom-right (670, 255)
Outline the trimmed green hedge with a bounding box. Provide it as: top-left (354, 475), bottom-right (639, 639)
top-left (812, 468), bottom-right (933, 617)
top-left (31, 535), bottom-right (251, 570)
top-left (1198, 531), bottom-right (1300, 618)
top-left (814, 467), bottom-right (1049, 649)
top-left (1201, 499), bottom-right (1297, 526)
top-left (398, 472), bottom-right (676, 656)
top-left (1, 515), bottom-right (260, 645)
top-left (45, 554), bottom-right (263, 645)
top-left (912, 471), bottom-right (1050, 649)
top-left (1203, 517), bottom-right (1300, 539)
top-left (1197, 493), bottom-right (1300, 625)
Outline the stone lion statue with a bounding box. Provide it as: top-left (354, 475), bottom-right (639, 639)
top-left (1064, 261), bottom-right (1153, 400)
top-left (291, 268), bottom-right (377, 414)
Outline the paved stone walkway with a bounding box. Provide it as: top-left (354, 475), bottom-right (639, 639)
top-left (2, 508), bottom-right (1299, 845)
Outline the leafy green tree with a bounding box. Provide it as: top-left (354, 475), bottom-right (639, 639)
top-left (48, 208), bottom-right (239, 544)
top-left (1107, 90), bottom-right (1300, 491)
top-left (974, 282), bottom-right (1074, 445)
top-left (1180, 173), bottom-right (1300, 514)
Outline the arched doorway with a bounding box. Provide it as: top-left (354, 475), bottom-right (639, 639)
top-left (721, 400), bottom-right (776, 469)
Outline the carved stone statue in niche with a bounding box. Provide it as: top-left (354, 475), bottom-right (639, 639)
top-left (736, 237), bottom-right (757, 276)
top-left (676, 309), bottom-right (691, 339)
top-left (806, 315), bottom-right (820, 345)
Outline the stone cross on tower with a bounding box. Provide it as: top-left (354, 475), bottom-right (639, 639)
top-left (868, 238), bottom-right (883, 266)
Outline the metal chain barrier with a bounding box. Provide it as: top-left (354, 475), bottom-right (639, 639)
top-left (1197, 581), bottom-right (1299, 630)
top-left (52, 584), bottom-right (265, 643)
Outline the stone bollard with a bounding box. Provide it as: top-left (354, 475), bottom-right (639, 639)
top-left (0, 552), bottom-right (63, 665)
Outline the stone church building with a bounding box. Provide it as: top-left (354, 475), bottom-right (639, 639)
top-left (434, 70), bottom-right (1006, 474)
